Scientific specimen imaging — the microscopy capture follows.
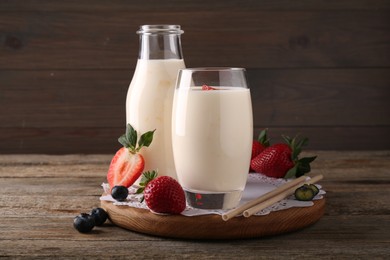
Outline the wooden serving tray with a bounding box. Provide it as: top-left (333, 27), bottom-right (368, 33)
top-left (101, 198), bottom-right (325, 239)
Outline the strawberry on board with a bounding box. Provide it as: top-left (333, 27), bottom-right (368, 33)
top-left (251, 135), bottom-right (316, 179)
top-left (251, 128), bottom-right (270, 160)
top-left (106, 124), bottom-right (155, 190)
top-left (136, 171), bottom-right (186, 214)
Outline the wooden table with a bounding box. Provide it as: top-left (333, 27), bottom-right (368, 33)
top-left (1, 151), bottom-right (389, 259)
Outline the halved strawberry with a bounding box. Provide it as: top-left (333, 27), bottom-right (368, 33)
top-left (106, 124), bottom-right (155, 190)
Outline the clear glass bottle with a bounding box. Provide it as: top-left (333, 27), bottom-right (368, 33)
top-left (126, 25), bottom-right (185, 179)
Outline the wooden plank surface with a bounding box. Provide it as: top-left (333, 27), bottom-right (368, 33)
top-left (0, 0), bottom-right (389, 153)
top-left (1, 69), bottom-right (389, 127)
top-left (0, 10), bottom-right (389, 69)
top-left (0, 151), bottom-right (389, 258)
top-left (1, 126), bottom-right (390, 154)
top-left (2, 0), bottom-right (390, 11)
top-left (1, 68), bottom-right (389, 152)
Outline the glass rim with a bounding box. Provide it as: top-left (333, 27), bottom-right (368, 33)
top-left (137, 25), bottom-right (184, 35)
top-left (179, 67), bottom-right (246, 72)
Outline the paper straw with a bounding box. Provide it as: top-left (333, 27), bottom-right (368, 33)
top-left (222, 175), bottom-right (308, 221)
top-left (243, 174), bottom-right (323, 218)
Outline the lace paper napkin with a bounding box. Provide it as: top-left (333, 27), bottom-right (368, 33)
top-left (100, 173), bottom-right (325, 217)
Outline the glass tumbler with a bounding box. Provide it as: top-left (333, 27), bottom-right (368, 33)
top-left (172, 68), bottom-right (253, 210)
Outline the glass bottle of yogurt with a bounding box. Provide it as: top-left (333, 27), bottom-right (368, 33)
top-left (126, 25), bottom-right (185, 179)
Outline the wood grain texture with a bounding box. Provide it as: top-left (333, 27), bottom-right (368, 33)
top-left (2, 0), bottom-right (390, 12)
top-left (0, 10), bottom-right (389, 69)
top-left (2, 126), bottom-right (390, 153)
top-left (1, 68), bottom-right (389, 152)
top-left (0, 152), bottom-right (389, 258)
top-left (0, 0), bottom-right (389, 153)
top-left (1, 69), bottom-right (389, 128)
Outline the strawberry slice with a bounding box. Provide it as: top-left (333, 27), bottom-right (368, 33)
top-left (202, 84), bottom-right (217, 90)
top-left (107, 124), bottom-right (155, 190)
top-left (107, 148), bottom-right (144, 188)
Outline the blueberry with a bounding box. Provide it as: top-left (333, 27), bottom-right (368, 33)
top-left (73, 213), bottom-right (95, 233)
top-left (294, 185), bottom-right (315, 201)
top-left (90, 207), bottom-right (108, 226)
top-left (111, 186), bottom-right (129, 201)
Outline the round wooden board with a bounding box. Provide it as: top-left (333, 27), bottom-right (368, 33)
top-left (101, 198), bottom-right (325, 240)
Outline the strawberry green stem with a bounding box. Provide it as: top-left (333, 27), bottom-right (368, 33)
top-left (118, 124), bottom-right (155, 153)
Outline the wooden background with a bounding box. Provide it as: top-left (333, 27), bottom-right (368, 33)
top-left (1, 0), bottom-right (389, 154)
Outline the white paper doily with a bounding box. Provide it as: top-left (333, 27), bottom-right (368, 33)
top-left (100, 173), bottom-right (325, 217)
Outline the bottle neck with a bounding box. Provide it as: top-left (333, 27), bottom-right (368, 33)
top-left (137, 25), bottom-right (184, 60)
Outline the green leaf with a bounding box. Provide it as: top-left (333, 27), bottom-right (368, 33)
top-left (117, 124), bottom-right (137, 150)
top-left (282, 135), bottom-right (292, 145)
top-left (138, 170), bottom-right (158, 187)
top-left (284, 164), bottom-right (298, 179)
top-left (138, 130), bottom-right (156, 150)
top-left (292, 148), bottom-right (300, 160)
top-left (126, 124), bottom-right (137, 150)
top-left (118, 134), bottom-right (130, 148)
top-left (136, 187), bottom-right (145, 194)
top-left (299, 156), bottom-right (317, 164)
top-left (290, 136), bottom-right (309, 160)
top-left (297, 162), bottom-right (311, 176)
top-left (298, 137), bottom-right (309, 148)
top-left (139, 171), bottom-right (155, 186)
top-left (257, 128), bottom-right (270, 147)
top-left (136, 170), bottom-right (158, 203)
top-left (146, 170), bottom-right (158, 180)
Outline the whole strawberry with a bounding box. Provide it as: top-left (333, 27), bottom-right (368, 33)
top-left (251, 129), bottom-right (270, 160)
top-left (107, 124), bottom-right (155, 190)
top-left (137, 171), bottom-right (186, 214)
top-left (251, 135), bottom-right (316, 178)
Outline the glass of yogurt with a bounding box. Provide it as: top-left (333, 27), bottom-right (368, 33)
top-left (172, 68), bottom-right (253, 210)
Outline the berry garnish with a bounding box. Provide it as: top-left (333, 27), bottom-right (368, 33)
top-left (306, 183), bottom-right (320, 196)
top-left (111, 185), bottom-right (129, 201)
top-left (202, 84), bottom-right (217, 90)
top-left (107, 124), bottom-right (155, 190)
top-left (294, 185), bottom-right (315, 201)
top-left (136, 171), bottom-right (186, 214)
top-left (250, 129), bottom-right (270, 171)
top-left (90, 208), bottom-right (108, 226)
top-left (73, 213), bottom-right (95, 233)
top-left (251, 134), bottom-right (316, 178)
